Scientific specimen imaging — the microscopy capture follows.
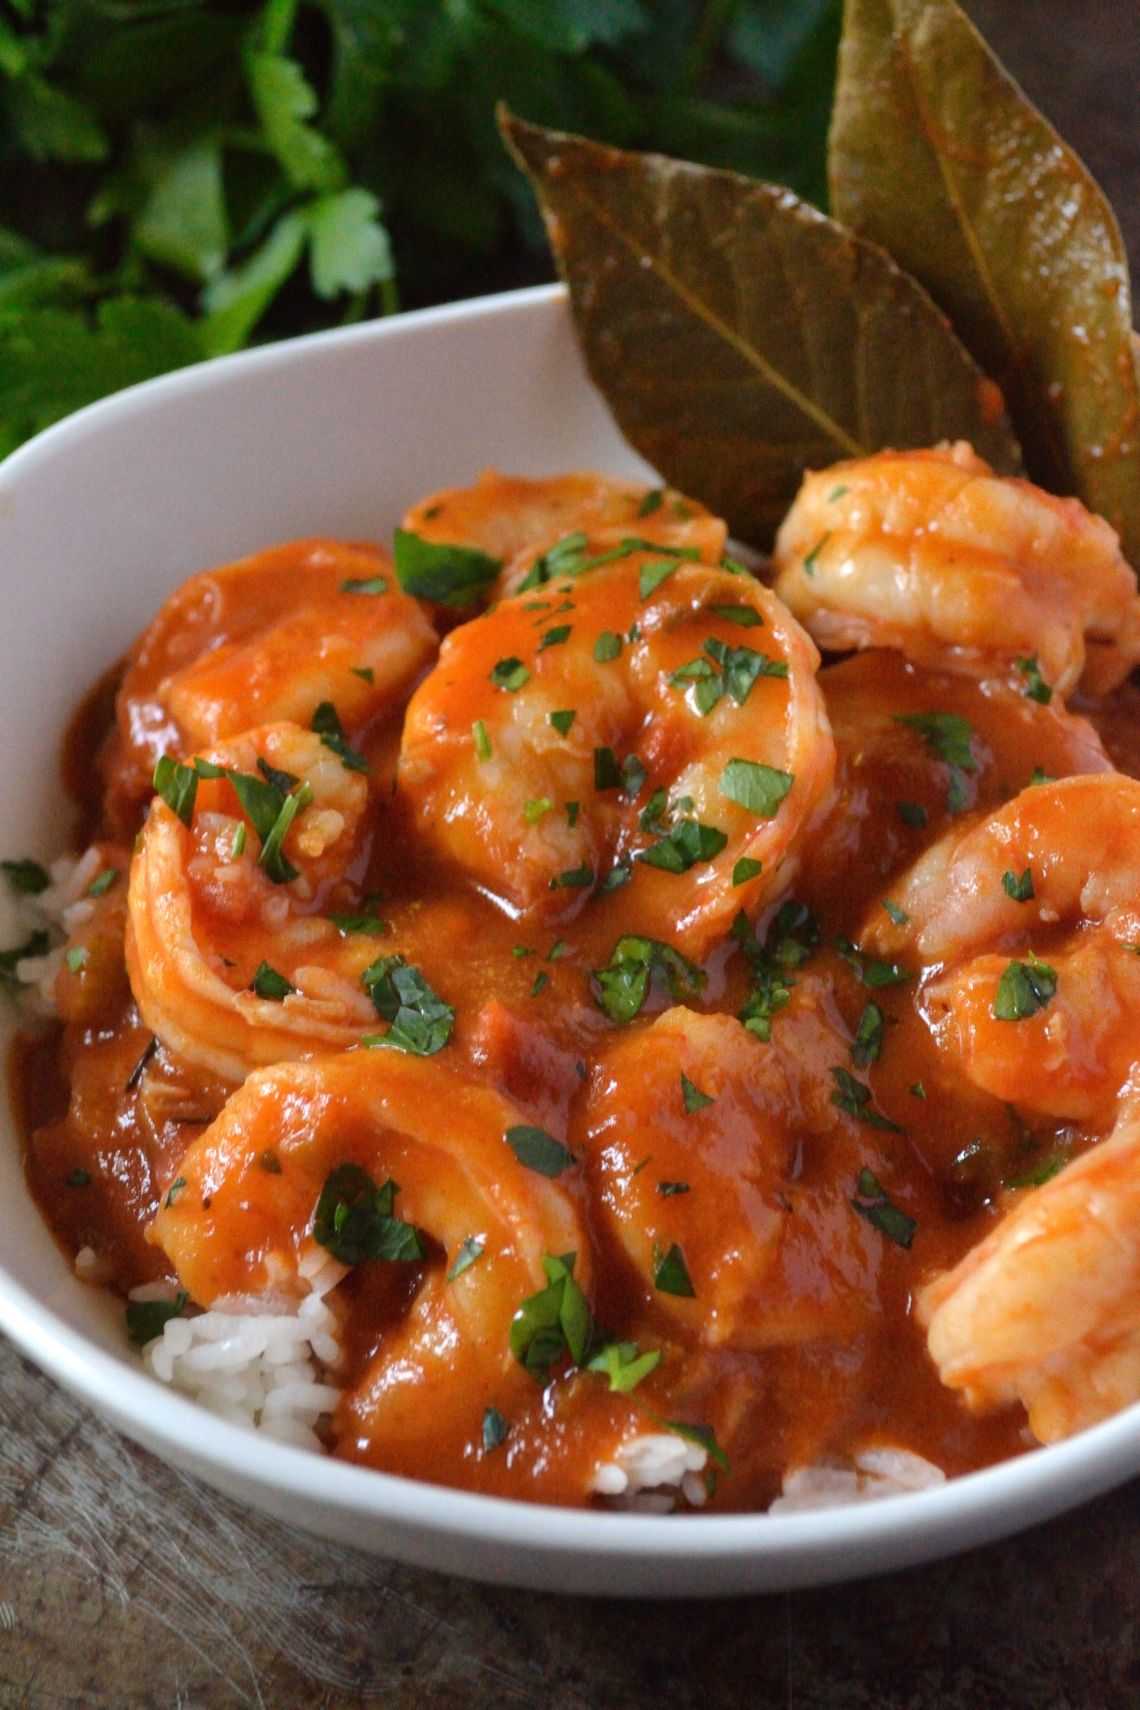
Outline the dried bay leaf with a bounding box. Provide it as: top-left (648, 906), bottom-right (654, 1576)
top-left (500, 110), bottom-right (1021, 549)
top-left (830, 0), bottom-right (1140, 569)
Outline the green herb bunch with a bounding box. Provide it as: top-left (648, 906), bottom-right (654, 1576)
top-left (0, 0), bottom-right (838, 455)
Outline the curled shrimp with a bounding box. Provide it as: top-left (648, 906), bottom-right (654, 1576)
top-left (572, 1006), bottom-right (886, 1349)
top-left (127, 722), bottom-right (390, 1081)
top-left (863, 773), bottom-right (1140, 1121)
top-left (401, 470), bottom-right (726, 599)
top-left (772, 444), bottom-right (1140, 697)
top-left (398, 554), bottom-right (835, 958)
top-left (920, 1083), bottom-right (1140, 1443)
top-left (150, 1051), bottom-right (592, 1480)
top-left (106, 539), bottom-right (436, 829)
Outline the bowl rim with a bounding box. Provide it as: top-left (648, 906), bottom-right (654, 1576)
top-left (1, 279), bottom-right (1137, 1582)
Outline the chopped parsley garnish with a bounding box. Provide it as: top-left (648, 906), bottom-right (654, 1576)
top-left (153, 755), bottom-right (200, 825)
top-left (851, 1000), bottom-right (884, 1068)
top-left (897, 800), bottom-right (928, 828)
top-left (65, 946), bottom-right (88, 974)
top-left (482, 1406), bottom-right (510, 1452)
top-left (362, 956), bottom-right (454, 1055)
top-left (447, 1236), bottom-right (485, 1281)
top-left (489, 656), bottom-right (530, 692)
top-left (504, 1124), bottom-right (575, 1178)
top-left (67, 1167), bottom-right (91, 1188)
top-left (830, 1067), bottom-right (905, 1133)
top-left (472, 719), bottom-right (492, 761)
top-left (993, 958), bottom-right (1057, 1021)
top-left (598, 861), bottom-right (632, 895)
top-left (255, 757), bottom-right (299, 791)
top-left (621, 754), bottom-right (648, 797)
top-left (230, 823), bottom-right (247, 859)
top-left (327, 907), bottom-right (388, 936)
top-left (516, 531), bottom-right (589, 590)
top-left (550, 864), bottom-right (594, 891)
top-left (828, 484), bottom-right (850, 501)
top-left (709, 604), bottom-right (762, 627)
top-left (719, 759), bottom-right (793, 816)
top-left (566, 801), bottom-right (580, 827)
top-left (1004, 1155), bottom-right (1067, 1190)
top-left (734, 901), bottom-right (818, 1040)
top-left (311, 700), bottom-right (369, 772)
top-left (340, 574), bottom-right (388, 595)
top-left (850, 1167), bottom-right (916, 1249)
top-left (880, 898), bottom-right (908, 926)
top-left (585, 1337), bottom-right (660, 1393)
top-left (894, 711), bottom-right (977, 815)
top-left (313, 1165), bottom-right (425, 1264)
top-left (594, 746), bottom-right (622, 790)
top-left (637, 818), bottom-right (727, 874)
top-left (168, 758), bottom-right (313, 885)
top-left (125, 1292), bottom-right (189, 1347)
top-left (594, 630), bottom-right (623, 662)
top-left (1002, 868), bottom-right (1035, 902)
top-left (165, 1176), bottom-right (187, 1207)
top-left (538, 623), bottom-right (572, 650)
top-left (592, 935), bottom-right (706, 1024)
top-left (392, 528), bottom-right (500, 605)
top-left (524, 797), bottom-right (553, 824)
top-left (835, 937), bottom-right (910, 987)
top-left (1, 859), bottom-right (49, 895)
top-left (530, 971), bottom-right (549, 997)
top-left (657, 1180), bottom-right (691, 1197)
top-left (801, 531), bottom-right (831, 575)
top-left (1029, 766), bottom-right (1055, 787)
top-left (351, 665), bottom-right (375, 682)
top-left (639, 559), bottom-right (678, 599)
top-left (637, 487), bottom-right (664, 517)
top-left (732, 856), bottom-right (763, 884)
top-left (510, 1252), bottom-right (591, 1383)
top-left (1016, 653), bottom-right (1053, 705)
top-left (910, 1081), bottom-right (927, 1099)
top-left (549, 709), bottom-right (576, 735)
top-left (669, 638), bottom-right (787, 717)
top-left (680, 1072), bottom-right (713, 1113)
top-left (546, 938), bottom-right (568, 961)
top-left (653, 1242), bottom-right (695, 1297)
top-left (249, 961), bottom-right (294, 1000)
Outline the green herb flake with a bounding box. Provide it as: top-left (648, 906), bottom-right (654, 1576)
top-left (657, 1180), bottom-right (691, 1197)
top-left (880, 898), bottom-right (908, 926)
top-left (594, 745), bottom-right (622, 791)
top-left (1029, 767), bottom-right (1056, 787)
top-left (362, 955), bottom-right (454, 1055)
top-left (311, 700), bottom-right (369, 772)
top-left (719, 759), bottom-right (793, 816)
top-left (472, 719), bottom-right (492, 761)
top-left (828, 485), bottom-right (850, 502)
top-left (851, 1000), bottom-right (884, 1068)
top-left (850, 1167), bottom-right (916, 1249)
top-left (549, 864), bottom-right (594, 891)
top-left (637, 487), bottom-right (664, 517)
top-left (1002, 868), bottom-right (1035, 902)
top-left (482, 1406), bottom-right (510, 1452)
top-left (530, 971), bottom-right (549, 997)
top-left (230, 823), bottom-right (247, 860)
top-left (802, 531), bottom-right (831, 575)
top-left (549, 709), bottom-right (576, 736)
top-left (1, 859), bottom-right (49, 896)
top-left (709, 604), bottom-right (762, 627)
top-left (351, 665), bottom-right (375, 683)
top-left (510, 1252), bottom-right (591, 1382)
top-left (639, 559), bottom-right (678, 600)
top-left (67, 1167), bottom-right (92, 1188)
top-left (594, 630), bottom-right (623, 662)
top-left (328, 907), bottom-right (388, 936)
top-left (448, 1236), bottom-right (486, 1281)
top-left (637, 819), bottom-right (728, 874)
top-left (910, 1081), bottom-right (927, 1100)
top-left (653, 1242), bottom-right (695, 1298)
top-left (897, 800), bottom-right (929, 828)
top-left (680, 1072), bottom-right (714, 1113)
top-left (1016, 654), bottom-right (1053, 705)
top-left (153, 755), bottom-right (199, 825)
top-left (340, 574), bottom-right (388, 595)
top-left (538, 623), bottom-right (572, 651)
top-left (504, 1124), bottom-right (575, 1177)
top-left (165, 1176), bottom-right (187, 1208)
top-left (565, 801), bottom-right (580, 828)
top-left (64, 945), bottom-right (87, 974)
top-left (592, 935), bottom-right (705, 1024)
top-left (830, 1066), bottom-right (905, 1133)
top-left (662, 1418), bottom-right (730, 1473)
top-left (993, 958), bottom-right (1058, 1021)
top-left (1004, 1155), bottom-right (1067, 1190)
top-left (126, 1292), bottom-right (189, 1348)
top-left (585, 1339), bottom-right (661, 1394)
top-left (392, 528), bottom-right (500, 606)
top-left (489, 656), bottom-right (530, 693)
top-left (732, 856), bottom-right (763, 885)
top-left (524, 797), bottom-right (552, 824)
top-left (598, 861), bottom-right (632, 895)
top-left (250, 961), bottom-right (294, 1000)
top-left (313, 1165), bottom-right (425, 1265)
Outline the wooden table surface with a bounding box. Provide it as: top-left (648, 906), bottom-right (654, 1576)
top-left (3, 4), bottom-right (1139, 1705)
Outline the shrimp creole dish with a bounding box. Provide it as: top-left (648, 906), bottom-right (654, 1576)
top-left (8, 2), bottom-right (1140, 1517)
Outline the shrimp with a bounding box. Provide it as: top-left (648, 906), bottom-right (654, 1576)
top-left (150, 1051), bottom-right (592, 1479)
top-left (397, 553), bottom-right (835, 958)
top-left (863, 773), bottom-right (1140, 1121)
top-left (921, 1083), bottom-right (1140, 1443)
top-left (772, 444), bottom-right (1140, 698)
top-left (572, 1007), bottom-right (887, 1349)
top-left (126, 722), bottom-right (390, 1081)
top-left (401, 470), bottom-right (727, 599)
top-left (105, 539), bottom-right (436, 830)
top-left (801, 650), bottom-right (1112, 918)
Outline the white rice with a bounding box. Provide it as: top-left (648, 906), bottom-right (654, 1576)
top-left (769, 1446), bottom-right (945, 1513)
top-left (591, 1432), bottom-right (710, 1513)
top-left (10, 849), bottom-right (101, 1016)
top-left (129, 1247), bottom-right (348, 1451)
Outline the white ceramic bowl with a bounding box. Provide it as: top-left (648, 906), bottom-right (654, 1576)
top-left (1, 283), bottom-right (1137, 1596)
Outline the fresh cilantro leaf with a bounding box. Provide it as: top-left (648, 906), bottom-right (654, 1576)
top-left (637, 818), bottom-right (727, 873)
top-left (851, 1000), bottom-right (884, 1068)
top-left (585, 1338), bottom-right (661, 1393)
top-left (594, 630), bottom-right (623, 662)
top-left (249, 961), bottom-right (294, 1000)
top-left (549, 709), bottom-right (576, 735)
top-left (362, 956), bottom-right (454, 1054)
top-left (592, 934), bottom-right (705, 1023)
top-left (510, 1252), bottom-right (591, 1382)
top-left (125, 1292), bottom-right (189, 1348)
top-left (313, 1164), bottom-right (425, 1264)
top-left (482, 1406), bottom-right (510, 1452)
top-left (680, 1072), bottom-right (713, 1113)
top-left (504, 1124), bottom-right (575, 1177)
top-left (830, 1067), bottom-right (905, 1133)
top-left (1002, 868), bottom-right (1035, 902)
top-left (394, 528), bottom-right (501, 606)
top-left (489, 656), bottom-right (530, 692)
top-left (472, 719), bottom-right (492, 761)
top-left (850, 1167), bottom-right (916, 1249)
top-left (448, 1236), bottom-right (485, 1282)
top-left (719, 759), bottom-right (793, 816)
top-left (311, 700), bottom-right (369, 772)
top-left (993, 958), bottom-right (1058, 1021)
top-left (1016, 654), bottom-right (1053, 705)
